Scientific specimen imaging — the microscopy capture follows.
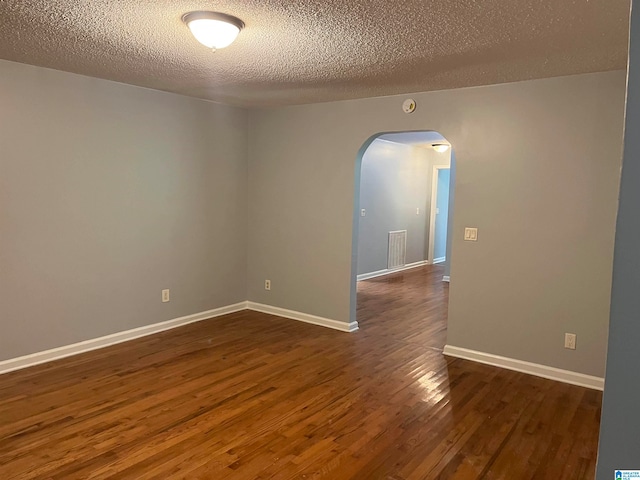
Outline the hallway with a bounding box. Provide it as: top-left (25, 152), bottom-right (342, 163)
top-left (357, 264), bottom-right (448, 350)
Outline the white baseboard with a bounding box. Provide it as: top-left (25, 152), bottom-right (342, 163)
top-left (357, 260), bottom-right (429, 281)
top-left (0, 300), bottom-right (358, 376)
top-left (0, 302), bottom-right (248, 376)
top-left (247, 302), bottom-right (358, 332)
top-left (442, 345), bottom-right (604, 391)
top-left (433, 257), bottom-right (446, 264)
top-left (442, 275), bottom-right (450, 282)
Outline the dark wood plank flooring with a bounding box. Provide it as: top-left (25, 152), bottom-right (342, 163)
top-left (0, 265), bottom-right (601, 479)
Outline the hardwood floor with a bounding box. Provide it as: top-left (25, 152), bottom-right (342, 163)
top-left (0, 265), bottom-right (601, 479)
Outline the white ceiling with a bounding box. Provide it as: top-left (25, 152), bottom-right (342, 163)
top-left (379, 132), bottom-right (448, 148)
top-left (0, 0), bottom-right (631, 107)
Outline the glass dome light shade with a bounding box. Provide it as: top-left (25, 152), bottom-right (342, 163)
top-left (183, 12), bottom-right (244, 50)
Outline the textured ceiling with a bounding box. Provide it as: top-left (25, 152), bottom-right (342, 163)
top-left (0, 0), bottom-right (631, 107)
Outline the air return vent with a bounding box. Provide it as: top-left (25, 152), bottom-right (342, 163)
top-left (388, 230), bottom-right (407, 269)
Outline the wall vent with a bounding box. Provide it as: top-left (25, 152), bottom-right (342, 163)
top-left (388, 230), bottom-right (407, 269)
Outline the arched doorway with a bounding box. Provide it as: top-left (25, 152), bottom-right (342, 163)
top-left (350, 131), bottom-right (456, 340)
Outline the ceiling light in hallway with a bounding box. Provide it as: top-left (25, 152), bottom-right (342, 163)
top-left (432, 144), bottom-right (450, 153)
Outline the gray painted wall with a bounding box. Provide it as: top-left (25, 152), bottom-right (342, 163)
top-left (597, 1), bottom-right (640, 474)
top-left (357, 140), bottom-right (432, 275)
top-left (0, 59), bottom-right (626, 382)
top-left (248, 71), bottom-right (626, 377)
top-left (0, 60), bottom-right (248, 361)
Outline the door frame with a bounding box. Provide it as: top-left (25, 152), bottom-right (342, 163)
top-left (428, 165), bottom-right (451, 264)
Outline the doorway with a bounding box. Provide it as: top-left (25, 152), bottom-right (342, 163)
top-left (429, 166), bottom-right (451, 264)
top-left (354, 131), bottom-right (453, 281)
top-left (352, 130), bottom-right (454, 340)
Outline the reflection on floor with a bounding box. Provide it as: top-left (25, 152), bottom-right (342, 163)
top-left (357, 263), bottom-right (448, 351)
top-left (0, 265), bottom-right (600, 478)
top-left (358, 264), bottom-right (601, 478)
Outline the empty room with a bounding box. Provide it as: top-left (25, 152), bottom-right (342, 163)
top-left (1, 0), bottom-right (640, 478)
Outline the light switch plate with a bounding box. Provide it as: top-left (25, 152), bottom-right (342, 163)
top-left (464, 227), bottom-right (478, 241)
top-left (565, 333), bottom-right (577, 350)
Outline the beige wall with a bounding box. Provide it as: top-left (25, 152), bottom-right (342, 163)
top-left (0, 60), bottom-right (248, 361)
top-left (248, 71), bottom-right (626, 377)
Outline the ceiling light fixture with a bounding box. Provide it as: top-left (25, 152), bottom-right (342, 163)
top-left (432, 144), bottom-right (450, 153)
top-left (182, 12), bottom-right (244, 51)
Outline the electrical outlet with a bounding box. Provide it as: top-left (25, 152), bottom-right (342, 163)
top-left (162, 289), bottom-right (170, 303)
top-left (564, 333), bottom-right (576, 350)
top-left (416, 207), bottom-right (420, 215)
top-left (361, 209), bottom-right (366, 217)
top-left (265, 279), bottom-right (271, 291)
